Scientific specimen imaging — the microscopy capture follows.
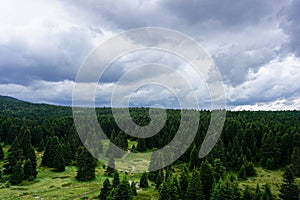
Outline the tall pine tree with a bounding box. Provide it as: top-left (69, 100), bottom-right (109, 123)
top-left (76, 147), bottom-right (97, 181)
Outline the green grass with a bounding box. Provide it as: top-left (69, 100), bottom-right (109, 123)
top-left (0, 144), bottom-right (158, 200)
top-left (239, 166), bottom-right (300, 196)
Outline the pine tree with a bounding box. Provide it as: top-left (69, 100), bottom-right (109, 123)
top-left (211, 175), bottom-right (241, 200)
top-left (99, 178), bottom-right (112, 200)
top-left (19, 126), bottom-right (37, 178)
top-left (155, 170), bottom-right (164, 189)
top-left (112, 171), bottom-right (120, 188)
top-left (139, 172), bottom-right (149, 188)
top-left (158, 182), bottom-right (170, 200)
top-left (136, 138), bottom-right (147, 152)
top-left (213, 158), bottom-right (226, 182)
top-left (23, 159), bottom-right (34, 181)
top-left (130, 181), bottom-right (137, 196)
top-left (42, 136), bottom-right (65, 172)
top-left (242, 186), bottom-right (254, 200)
top-left (3, 136), bottom-right (23, 174)
top-left (261, 184), bottom-right (275, 200)
top-left (254, 184), bottom-right (262, 200)
top-left (291, 147), bottom-right (300, 177)
top-left (186, 169), bottom-right (205, 200)
top-left (200, 160), bottom-right (214, 200)
top-left (279, 165), bottom-right (299, 200)
top-left (111, 178), bottom-right (132, 200)
top-left (0, 143), bottom-right (4, 160)
top-left (105, 157), bottom-right (116, 176)
top-left (179, 168), bottom-right (189, 199)
top-left (9, 161), bottom-right (24, 185)
top-left (76, 147), bottom-right (97, 181)
top-left (189, 145), bottom-right (200, 170)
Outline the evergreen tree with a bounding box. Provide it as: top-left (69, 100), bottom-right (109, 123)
top-left (5, 124), bottom-right (18, 145)
top-left (19, 126), bottom-right (37, 178)
top-left (130, 181), bottom-right (137, 196)
top-left (200, 160), bottom-right (214, 200)
top-left (42, 136), bottom-right (65, 172)
top-left (211, 175), bottom-right (241, 200)
top-left (3, 136), bottom-right (23, 174)
top-left (52, 142), bottom-right (65, 172)
top-left (158, 182), bottom-right (170, 200)
top-left (0, 143), bottom-right (4, 160)
top-left (105, 157), bottom-right (116, 176)
top-left (186, 169), bottom-right (205, 200)
top-left (99, 178), bottom-right (112, 200)
top-left (136, 138), bottom-right (147, 152)
top-left (155, 170), bottom-right (164, 189)
top-left (189, 145), bottom-right (200, 170)
top-left (254, 184), bottom-right (262, 200)
top-left (261, 184), bottom-right (275, 200)
top-left (291, 147), bottom-right (300, 176)
top-left (179, 167), bottom-right (189, 199)
top-left (112, 178), bottom-right (132, 200)
top-left (112, 171), bottom-right (120, 188)
top-left (76, 147), bottom-right (97, 181)
top-left (213, 158), bottom-right (226, 182)
top-left (139, 172), bottom-right (149, 188)
top-left (242, 186), bottom-right (254, 200)
top-left (9, 161), bottom-right (24, 185)
top-left (279, 165), bottom-right (299, 200)
top-left (23, 159), bottom-right (34, 181)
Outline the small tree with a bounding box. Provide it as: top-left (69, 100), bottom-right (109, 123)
top-left (139, 172), bottom-right (149, 188)
top-left (0, 143), bottom-right (4, 160)
top-left (9, 161), bottom-right (24, 185)
top-left (261, 184), bottom-right (275, 200)
top-left (130, 181), bottom-right (137, 196)
top-left (187, 169), bottom-right (205, 200)
top-left (279, 165), bottom-right (299, 200)
top-left (76, 147), bottom-right (97, 181)
top-left (23, 159), bottom-right (34, 181)
top-left (99, 178), bottom-right (112, 200)
top-left (111, 178), bottom-right (132, 200)
top-left (112, 171), bottom-right (120, 188)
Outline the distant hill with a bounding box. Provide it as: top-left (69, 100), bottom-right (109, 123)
top-left (0, 95), bottom-right (72, 120)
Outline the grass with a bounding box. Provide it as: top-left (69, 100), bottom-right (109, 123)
top-left (1, 143), bottom-right (299, 199)
top-left (239, 166), bottom-right (300, 196)
top-left (0, 144), bottom-right (158, 200)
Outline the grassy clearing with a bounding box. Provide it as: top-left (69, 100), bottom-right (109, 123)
top-left (0, 144), bottom-right (158, 200)
top-left (239, 166), bottom-right (300, 197)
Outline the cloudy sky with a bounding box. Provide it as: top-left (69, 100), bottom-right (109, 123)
top-left (0, 0), bottom-right (299, 110)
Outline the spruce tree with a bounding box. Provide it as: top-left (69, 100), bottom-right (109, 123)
top-left (291, 147), bottom-right (300, 176)
top-left (139, 172), bottom-right (149, 188)
top-left (279, 165), bottom-right (299, 200)
top-left (9, 161), bottom-right (24, 185)
top-left (242, 186), bottom-right (254, 200)
top-left (23, 159), bottom-right (34, 181)
top-left (0, 143), bottom-right (4, 160)
top-left (111, 178), bottom-right (132, 200)
top-left (261, 184), bottom-right (275, 200)
top-left (213, 158), bottom-right (226, 182)
top-left (211, 175), bottom-right (241, 200)
top-left (155, 170), bottom-right (163, 189)
top-left (99, 178), bottom-right (112, 200)
top-left (186, 169), bottom-right (205, 200)
top-left (19, 126), bottom-right (37, 178)
top-left (200, 160), bottom-right (214, 200)
top-left (3, 136), bottom-right (23, 174)
top-left (130, 182), bottom-right (137, 196)
top-left (158, 182), bottom-right (170, 200)
top-left (76, 147), bottom-right (97, 181)
top-left (189, 145), bottom-right (200, 170)
top-left (112, 171), bottom-right (120, 188)
top-left (105, 157), bottom-right (116, 176)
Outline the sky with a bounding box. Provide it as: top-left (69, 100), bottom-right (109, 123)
top-left (0, 0), bottom-right (299, 110)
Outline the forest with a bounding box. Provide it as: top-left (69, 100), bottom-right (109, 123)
top-left (0, 95), bottom-right (299, 199)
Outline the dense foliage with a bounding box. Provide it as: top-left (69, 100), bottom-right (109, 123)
top-left (0, 95), bottom-right (299, 198)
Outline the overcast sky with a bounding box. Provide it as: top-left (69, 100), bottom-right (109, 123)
top-left (0, 0), bottom-right (299, 110)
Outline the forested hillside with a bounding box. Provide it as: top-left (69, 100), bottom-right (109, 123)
top-left (0, 95), bottom-right (299, 199)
